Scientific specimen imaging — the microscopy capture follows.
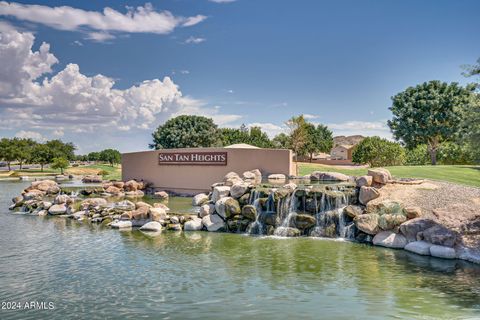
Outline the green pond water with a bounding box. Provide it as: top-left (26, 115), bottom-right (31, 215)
top-left (0, 180), bottom-right (479, 319)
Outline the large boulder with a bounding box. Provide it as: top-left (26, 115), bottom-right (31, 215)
top-left (241, 205), bottom-right (257, 220)
top-left (23, 189), bottom-right (46, 201)
top-left (359, 186), bottom-right (380, 205)
top-left (113, 181), bottom-right (125, 189)
top-left (212, 186), bottom-right (230, 203)
top-left (48, 204), bottom-right (67, 215)
top-left (199, 204), bottom-right (214, 218)
top-left (354, 213), bottom-right (380, 235)
top-left (81, 198), bottom-right (108, 210)
top-left (294, 214), bottom-right (316, 230)
top-left (131, 206), bottom-right (149, 220)
top-left (404, 241), bottom-right (432, 255)
top-left (184, 217), bottom-right (203, 231)
top-left (404, 206), bottom-right (422, 219)
top-left (149, 208), bottom-right (167, 221)
top-left (135, 201), bottom-right (152, 209)
top-left (192, 193), bottom-right (209, 206)
top-left (223, 172), bottom-right (243, 186)
top-left (399, 218), bottom-right (438, 242)
top-left (154, 191), bottom-right (169, 200)
top-left (367, 168), bottom-right (392, 184)
top-left (356, 175), bottom-right (372, 187)
top-left (82, 175), bottom-right (103, 183)
top-left (372, 231), bottom-right (407, 249)
top-left (367, 200), bottom-right (404, 214)
top-left (29, 180), bottom-right (58, 192)
top-left (124, 180), bottom-right (141, 191)
top-left (215, 197), bottom-right (241, 219)
top-left (310, 171), bottom-right (350, 181)
top-left (230, 182), bottom-right (249, 199)
top-left (139, 221), bottom-right (162, 232)
top-left (378, 214), bottom-right (407, 231)
top-left (202, 214), bottom-right (225, 232)
top-left (417, 225), bottom-right (457, 247)
top-left (243, 169), bottom-right (262, 181)
top-left (54, 194), bottom-right (73, 205)
top-left (273, 227), bottom-right (301, 237)
top-left (105, 185), bottom-right (122, 195)
top-left (344, 205), bottom-right (364, 218)
top-left (430, 245), bottom-right (456, 259)
top-left (114, 200), bottom-right (135, 211)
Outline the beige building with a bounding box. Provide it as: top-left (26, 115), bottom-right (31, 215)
top-left (330, 144), bottom-right (354, 160)
top-left (122, 146), bottom-right (295, 195)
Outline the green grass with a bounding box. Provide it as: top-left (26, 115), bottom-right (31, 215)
top-left (0, 164), bottom-right (122, 181)
top-left (297, 163), bottom-right (480, 188)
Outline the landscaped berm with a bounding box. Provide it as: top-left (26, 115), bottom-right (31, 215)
top-left (9, 167), bottom-right (480, 264)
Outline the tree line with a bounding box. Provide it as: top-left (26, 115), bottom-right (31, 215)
top-left (0, 138), bottom-right (121, 172)
top-left (149, 114), bottom-right (335, 161)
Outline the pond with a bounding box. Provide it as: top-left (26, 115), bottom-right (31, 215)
top-left (0, 180), bottom-right (479, 319)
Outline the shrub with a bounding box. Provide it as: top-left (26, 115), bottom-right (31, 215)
top-left (98, 170), bottom-right (109, 176)
top-left (352, 136), bottom-right (405, 167)
top-left (405, 145), bottom-right (430, 165)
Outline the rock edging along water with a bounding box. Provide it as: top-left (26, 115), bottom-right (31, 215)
top-left (7, 168), bottom-right (479, 265)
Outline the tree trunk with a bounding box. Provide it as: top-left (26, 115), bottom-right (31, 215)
top-left (41, 164), bottom-right (44, 172)
top-left (427, 138), bottom-right (439, 165)
top-left (309, 153), bottom-right (313, 163)
top-left (61, 168), bottom-right (64, 174)
top-left (19, 161), bottom-right (23, 170)
top-left (7, 162), bottom-right (11, 171)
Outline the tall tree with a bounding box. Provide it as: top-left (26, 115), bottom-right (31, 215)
top-left (13, 138), bottom-right (36, 170)
top-left (88, 151), bottom-right (101, 162)
top-left (45, 139), bottom-right (76, 160)
top-left (51, 157), bottom-right (69, 175)
top-left (286, 115), bottom-right (307, 165)
top-left (150, 115), bottom-right (220, 149)
top-left (99, 149), bottom-right (121, 166)
top-left (32, 143), bottom-right (51, 172)
top-left (302, 123), bottom-right (334, 161)
top-left (272, 133), bottom-right (290, 149)
top-left (388, 81), bottom-right (474, 165)
top-left (0, 138), bottom-right (17, 171)
top-left (352, 136), bottom-right (405, 167)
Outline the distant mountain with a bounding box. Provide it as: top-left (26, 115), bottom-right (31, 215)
top-left (333, 135), bottom-right (365, 147)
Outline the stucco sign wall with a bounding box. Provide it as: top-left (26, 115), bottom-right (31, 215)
top-left (158, 152), bottom-right (227, 165)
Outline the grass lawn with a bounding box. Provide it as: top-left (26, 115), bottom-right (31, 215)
top-left (0, 164), bottom-right (122, 181)
top-left (297, 163), bottom-right (480, 188)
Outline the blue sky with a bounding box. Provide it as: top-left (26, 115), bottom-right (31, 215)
top-left (0, 0), bottom-right (479, 153)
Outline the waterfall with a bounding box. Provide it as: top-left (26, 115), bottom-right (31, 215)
top-left (273, 190), bottom-right (298, 236)
top-left (246, 190), bottom-right (265, 235)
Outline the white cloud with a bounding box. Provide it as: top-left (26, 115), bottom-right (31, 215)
top-left (15, 130), bottom-right (46, 142)
top-left (326, 120), bottom-right (392, 139)
top-left (185, 36), bottom-right (206, 44)
top-left (179, 70), bottom-right (190, 74)
top-left (247, 122), bottom-right (285, 138)
top-left (0, 26), bottom-right (240, 151)
top-left (0, 2), bottom-right (206, 41)
top-left (85, 31), bottom-right (115, 42)
top-left (303, 114), bottom-right (319, 120)
top-left (72, 40), bottom-right (83, 46)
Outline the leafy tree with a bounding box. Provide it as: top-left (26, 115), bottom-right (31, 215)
top-left (437, 142), bottom-right (475, 165)
top-left (272, 133), bottom-right (291, 149)
top-left (13, 138), bottom-right (36, 170)
top-left (405, 145), bottom-right (430, 166)
top-left (51, 157), bottom-right (69, 174)
top-left (99, 149), bottom-right (121, 166)
top-left (87, 152), bottom-right (101, 162)
top-left (31, 143), bottom-right (51, 172)
top-left (218, 127), bottom-right (250, 146)
top-left (388, 81), bottom-right (474, 165)
top-left (246, 126), bottom-right (273, 148)
top-left (0, 138), bottom-right (17, 171)
top-left (150, 115), bottom-right (220, 149)
top-left (286, 115), bottom-right (308, 164)
top-left (45, 139), bottom-right (76, 161)
top-left (302, 123), bottom-right (334, 161)
top-left (352, 136), bottom-right (405, 167)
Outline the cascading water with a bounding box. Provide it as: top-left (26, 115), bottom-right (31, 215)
top-left (246, 190), bottom-right (265, 235)
top-left (273, 190), bottom-right (298, 236)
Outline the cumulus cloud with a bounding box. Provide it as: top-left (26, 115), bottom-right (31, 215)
top-left (326, 120), bottom-right (392, 139)
top-left (0, 26), bottom-right (239, 150)
top-left (0, 2), bottom-right (206, 41)
top-left (15, 130), bottom-right (46, 142)
top-left (303, 114), bottom-right (319, 120)
top-left (247, 122), bottom-right (285, 138)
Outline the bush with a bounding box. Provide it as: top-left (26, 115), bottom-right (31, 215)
top-left (437, 142), bottom-right (476, 165)
top-left (405, 145), bottom-right (430, 165)
top-left (98, 170), bottom-right (109, 176)
top-left (352, 136), bottom-right (405, 167)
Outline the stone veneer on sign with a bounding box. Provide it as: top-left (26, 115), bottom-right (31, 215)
top-left (122, 147), bottom-right (295, 194)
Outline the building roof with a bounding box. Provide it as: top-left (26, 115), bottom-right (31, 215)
top-left (224, 143), bottom-right (260, 149)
